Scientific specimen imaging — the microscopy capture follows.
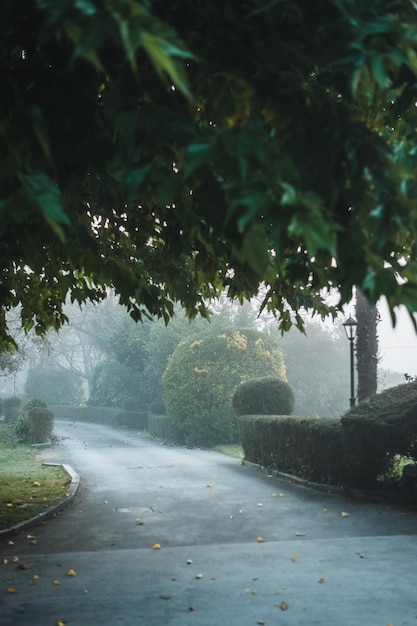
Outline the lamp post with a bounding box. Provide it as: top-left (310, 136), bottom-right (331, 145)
top-left (343, 316), bottom-right (358, 408)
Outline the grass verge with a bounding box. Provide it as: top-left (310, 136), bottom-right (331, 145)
top-left (0, 422), bottom-right (71, 531)
top-left (213, 444), bottom-right (244, 459)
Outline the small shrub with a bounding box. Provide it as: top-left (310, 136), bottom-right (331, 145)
top-left (4, 397), bottom-right (22, 423)
top-left (15, 399), bottom-right (54, 444)
top-left (15, 412), bottom-right (30, 442)
top-left (233, 377), bottom-right (294, 416)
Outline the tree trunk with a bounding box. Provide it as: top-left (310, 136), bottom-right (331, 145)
top-left (355, 289), bottom-right (379, 402)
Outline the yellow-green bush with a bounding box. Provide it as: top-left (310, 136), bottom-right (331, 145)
top-left (163, 328), bottom-right (286, 447)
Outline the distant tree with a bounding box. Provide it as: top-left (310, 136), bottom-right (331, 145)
top-left (355, 289), bottom-right (379, 402)
top-left (280, 321), bottom-right (349, 417)
top-left (24, 366), bottom-right (84, 406)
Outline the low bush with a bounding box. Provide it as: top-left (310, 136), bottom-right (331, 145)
top-left (4, 396), bottom-right (22, 423)
top-left (148, 414), bottom-right (185, 444)
top-left (233, 377), bottom-right (294, 416)
top-left (238, 414), bottom-right (345, 485)
top-left (341, 381), bottom-right (417, 487)
top-left (15, 399), bottom-right (54, 444)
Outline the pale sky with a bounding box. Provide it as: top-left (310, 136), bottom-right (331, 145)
top-left (376, 298), bottom-right (417, 377)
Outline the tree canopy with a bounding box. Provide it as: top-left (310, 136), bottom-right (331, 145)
top-left (2, 0), bottom-right (417, 351)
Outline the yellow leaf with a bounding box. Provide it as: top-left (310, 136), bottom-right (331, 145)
top-left (33, 481), bottom-right (41, 487)
top-left (6, 503), bottom-right (13, 507)
top-left (57, 621), bottom-right (67, 626)
top-left (152, 543), bottom-right (161, 550)
top-left (7, 587), bottom-right (17, 593)
top-left (318, 578), bottom-right (325, 584)
top-left (33, 574), bottom-right (40, 580)
top-left (135, 518), bottom-right (144, 525)
top-left (53, 580), bottom-right (61, 585)
top-left (291, 555), bottom-right (297, 562)
top-left (272, 493), bottom-right (278, 497)
top-left (322, 507), bottom-right (328, 513)
top-left (341, 512), bottom-right (350, 518)
top-left (257, 537), bottom-right (265, 543)
top-left (279, 601), bottom-right (288, 611)
top-left (12, 557), bottom-right (19, 563)
top-left (251, 589), bottom-right (258, 595)
top-left (67, 569), bottom-right (77, 577)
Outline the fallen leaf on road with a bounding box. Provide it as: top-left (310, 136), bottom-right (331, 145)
top-left (33, 575), bottom-right (39, 580)
top-left (53, 580), bottom-right (61, 585)
top-left (135, 518), bottom-right (144, 525)
top-left (67, 569), bottom-right (77, 577)
top-left (158, 509), bottom-right (164, 513)
top-left (318, 578), bottom-right (325, 584)
top-left (341, 512), bottom-right (350, 518)
top-left (206, 484), bottom-right (213, 488)
top-left (195, 573), bottom-right (204, 579)
top-left (152, 543), bottom-right (161, 550)
top-left (188, 605), bottom-right (197, 611)
top-left (322, 506), bottom-right (328, 513)
top-left (7, 587), bottom-right (17, 593)
top-left (295, 532), bottom-right (305, 537)
top-left (57, 621), bottom-right (67, 625)
top-left (12, 557), bottom-right (19, 563)
top-left (272, 493), bottom-right (278, 497)
top-left (7, 541), bottom-right (14, 546)
top-left (257, 537), bottom-right (265, 543)
top-left (251, 589), bottom-right (258, 595)
top-left (258, 621), bottom-right (266, 625)
top-left (279, 601), bottom-right (288, 611)
top-left (291, 555), bottom-right (297, 562)
top-left (17, 563), bottom-right (30, 570)
top-left (160, 595), bottom-right (171, 600)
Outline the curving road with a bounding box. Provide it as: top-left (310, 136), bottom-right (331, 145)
top-left (1, 419), bottom-right (417, 625)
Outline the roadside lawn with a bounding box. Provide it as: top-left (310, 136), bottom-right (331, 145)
top-left (0, 422), bottom-right (71, 532)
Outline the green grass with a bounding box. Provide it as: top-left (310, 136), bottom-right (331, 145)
top-left (213, 444), bottom-right (244, 459)
top-left (0, 422), bottom-right (71, 531)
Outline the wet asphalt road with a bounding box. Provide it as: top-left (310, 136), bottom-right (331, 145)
top-left (1, 419), bottom-right (417, 626)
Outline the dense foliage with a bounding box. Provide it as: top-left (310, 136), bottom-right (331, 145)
top-left (232, 377), bottom-right (294, 417)
top-left (2, 1), bottom-right (417, 352)
top-left (163, 328), bottom-right (286, 446)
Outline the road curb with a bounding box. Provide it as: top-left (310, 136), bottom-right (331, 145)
top-left (0, 463), bottom-right (80, 540)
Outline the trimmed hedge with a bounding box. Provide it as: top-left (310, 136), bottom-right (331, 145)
top-left (341, 381), bottom-right (417, 487)
top-left (50, 406), bottom-right (149, 430)
top-left (238, 415), bottom-right (345, 485)
top-left (116, 411), bottom-right (149, 430)
top-left (233, 377), bottom-right (294, 416)
top-left (148, 414), bottom-right (185, 444)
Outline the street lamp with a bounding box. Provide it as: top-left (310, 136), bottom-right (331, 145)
top-left (342, 316), bottom-right (358, 408)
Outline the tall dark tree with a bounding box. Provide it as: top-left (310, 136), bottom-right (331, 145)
top-left (355, 288), bottom-right (379, 402)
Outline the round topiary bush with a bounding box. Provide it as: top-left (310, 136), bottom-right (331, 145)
top-left (163, 327), bottom-right (286, 447)
top-left (232, 376), bottom-right (294, 416)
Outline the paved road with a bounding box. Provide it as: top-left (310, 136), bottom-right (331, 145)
top-left (1, 420), bottom-right (417, 626)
